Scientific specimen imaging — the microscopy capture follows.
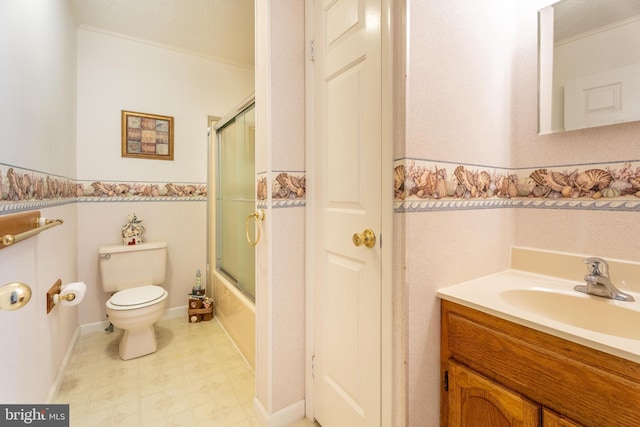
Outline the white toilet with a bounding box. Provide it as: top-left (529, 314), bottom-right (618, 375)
top-left (98, 241), bottom-right (169, 360)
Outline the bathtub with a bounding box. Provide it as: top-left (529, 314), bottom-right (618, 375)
top-left (211, 270), bottom-right (256, 370)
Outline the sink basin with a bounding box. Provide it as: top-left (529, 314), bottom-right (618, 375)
top-left (438, 269), bottom-right (640, 363)
top-left (500, 287), bottom-right (640, 340)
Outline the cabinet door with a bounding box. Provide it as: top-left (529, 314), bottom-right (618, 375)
top-left (543, 409), bottom-right (584, 427)
top-left (448, 361), bottom-right (540, 427)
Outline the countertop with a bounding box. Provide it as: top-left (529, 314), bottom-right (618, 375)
top-left (437, 269), bottom-right (640, 364)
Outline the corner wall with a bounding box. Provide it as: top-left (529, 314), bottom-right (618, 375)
top-left (401, 1), bottom-right (640, 425)
top-left (0, 0), bottom-right (78, 403)
top-left (75, 29), bottom-right (254, 325)
top-left (512, 1), bottom-right (640, 260)
top-left (401, 0), bottom-right (517, 423)
top-left (254, 0), bottom-right (307, 422)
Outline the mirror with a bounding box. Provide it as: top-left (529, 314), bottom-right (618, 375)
top-left (538, 0), bottom-right (640, 134)
top-left (0, 282), bottom-right (32, 311)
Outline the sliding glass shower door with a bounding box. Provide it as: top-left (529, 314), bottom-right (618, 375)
top-left (216, 102), bottom-right (256, 300)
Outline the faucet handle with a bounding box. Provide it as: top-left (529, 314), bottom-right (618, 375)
top-left (584, 257), bottom-right (609, 277)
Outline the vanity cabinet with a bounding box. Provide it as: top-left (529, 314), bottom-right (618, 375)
top-left (448, 360), bottom-right (540, 426)
top-left (441, 300), bottom-right (640, 427)
top-left (543, 410), bottom-right (582, 427)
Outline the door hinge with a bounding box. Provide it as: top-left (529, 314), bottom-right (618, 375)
top-left (444, 370), bottom-right (449, 392)
top-left (310, 39), bottom-right (315, 62)
top-left (311, 355), bottom-right (316, 377)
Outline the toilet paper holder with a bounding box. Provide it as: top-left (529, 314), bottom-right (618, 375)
top-left (46, 279), bottom-right (86, 314)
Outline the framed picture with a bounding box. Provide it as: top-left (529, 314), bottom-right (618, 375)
top-left (121, 110), bottom-right (174, 160)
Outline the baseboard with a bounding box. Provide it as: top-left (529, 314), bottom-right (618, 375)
top-left (80, 305), bottom-right (187, 335)
top-left (46, 326), bottom-right (81, 403)
top-left (163, 305), bottom-right (187, 320)
top-left (80, 319), bottom-right (112, 335)
top-left (253, 398), bottom-right (306, 427)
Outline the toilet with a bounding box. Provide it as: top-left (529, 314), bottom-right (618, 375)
top-left (98, 241), bottom-right (168, 360)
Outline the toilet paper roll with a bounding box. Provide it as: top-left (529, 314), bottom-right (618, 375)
top-left (56, 281), bottom-right (87, 306)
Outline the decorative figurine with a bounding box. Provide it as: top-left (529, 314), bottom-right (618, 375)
top-left (121, 213), bottom-right (144, 245)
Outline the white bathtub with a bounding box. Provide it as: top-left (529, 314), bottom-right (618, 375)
top-left (211, 271), bottom-right (256, 370)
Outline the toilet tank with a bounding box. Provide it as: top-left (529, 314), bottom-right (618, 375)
top-left (98, 241), bottom-right (167, 292)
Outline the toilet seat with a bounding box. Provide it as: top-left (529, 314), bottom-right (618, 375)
top-left (107, 285), bottom-right (167, 311)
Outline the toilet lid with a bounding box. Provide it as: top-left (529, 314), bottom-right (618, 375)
top-left (109, 285), bottom-right (167, 307)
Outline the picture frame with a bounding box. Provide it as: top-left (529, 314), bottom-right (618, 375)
top-left (121, 110), bottom-right (174, 160)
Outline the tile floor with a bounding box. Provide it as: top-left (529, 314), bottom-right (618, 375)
top-left (53, 316), bottom-right (317, 427)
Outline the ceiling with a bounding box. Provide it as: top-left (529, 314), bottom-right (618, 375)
top-left (553, 0), bottom-right (640, 42)
top-left (67, 0), bottom-right (255, 69)
top-left (69, 0), bottom-right (638, 69)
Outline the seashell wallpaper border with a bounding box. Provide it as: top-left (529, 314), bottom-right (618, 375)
top-left (257, 171), bottom-right (306, 209)
top-left (0, 163), bottom-right (307, 215)
top-left (395, 159), bottom-right (640, 212)
top-left (6, 158), bottom-right (640, 215)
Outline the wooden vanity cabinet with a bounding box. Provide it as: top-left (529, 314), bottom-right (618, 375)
top-left (441, 300), bottom-right (640, 427)
top-left (542, 410), bottom-right (582, 427)
top-left (448, 360), bottom-right (540, 427)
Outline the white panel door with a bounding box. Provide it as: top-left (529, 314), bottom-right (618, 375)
top-left (564, 63), bottom-right (640, 131)
top-left (312, 0), bottom-right (382, 425)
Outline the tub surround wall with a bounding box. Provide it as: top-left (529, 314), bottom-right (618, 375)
top-left (212, 271), bottom-right (256, 370)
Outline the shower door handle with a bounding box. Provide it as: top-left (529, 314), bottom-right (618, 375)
top-left (246, 210), bottom-right (265, 247)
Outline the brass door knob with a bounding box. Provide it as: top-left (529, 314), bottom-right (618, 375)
top-left (352, 229), bottom-right (376, 248)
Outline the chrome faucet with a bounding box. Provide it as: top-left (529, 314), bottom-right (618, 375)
top-left (574, 257), bottom-right (635, 302)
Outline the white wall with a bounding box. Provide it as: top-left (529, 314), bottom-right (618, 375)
top-left (402, 1), bottom-right (640, 425)
top-left (254, 0), bottom-right (306, 422)
top-left (0, 0), bottom-right (255, 403)
top-left (0, 0), bottom-right (78, 403)
top-left (0, 0), bottom-right (77, 177)
top-left (403, 1), bottom-right (517, 423)
top-left (512, 3), bottom-right (640, 257)
top-left (406, 0), bottom-right (517, 167)
top-left (75, 29), bottom-right (255, 325)
top-left (77, 202), bottom-right (207, 325)
top-left (76, 29), bottom-right (254, 183)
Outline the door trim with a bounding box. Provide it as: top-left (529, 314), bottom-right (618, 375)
top-left (304, 0), bottom-right (394, 424)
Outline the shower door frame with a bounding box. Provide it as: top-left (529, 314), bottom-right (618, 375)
top-left (213, 99), bottom-right (257, 301)
top-left (206, 94), bottom-right (258, 370)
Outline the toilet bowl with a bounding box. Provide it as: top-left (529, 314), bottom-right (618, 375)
top-left (98, 241), bottom-right (168, 360)
top-left (106, 285), bottom-right (168, 360)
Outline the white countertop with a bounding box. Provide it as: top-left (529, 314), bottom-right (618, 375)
top-left (437, 269), bottom-right (640, 364)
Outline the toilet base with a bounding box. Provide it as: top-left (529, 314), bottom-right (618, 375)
top-left (118, 325), bottom-right (158, 360)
